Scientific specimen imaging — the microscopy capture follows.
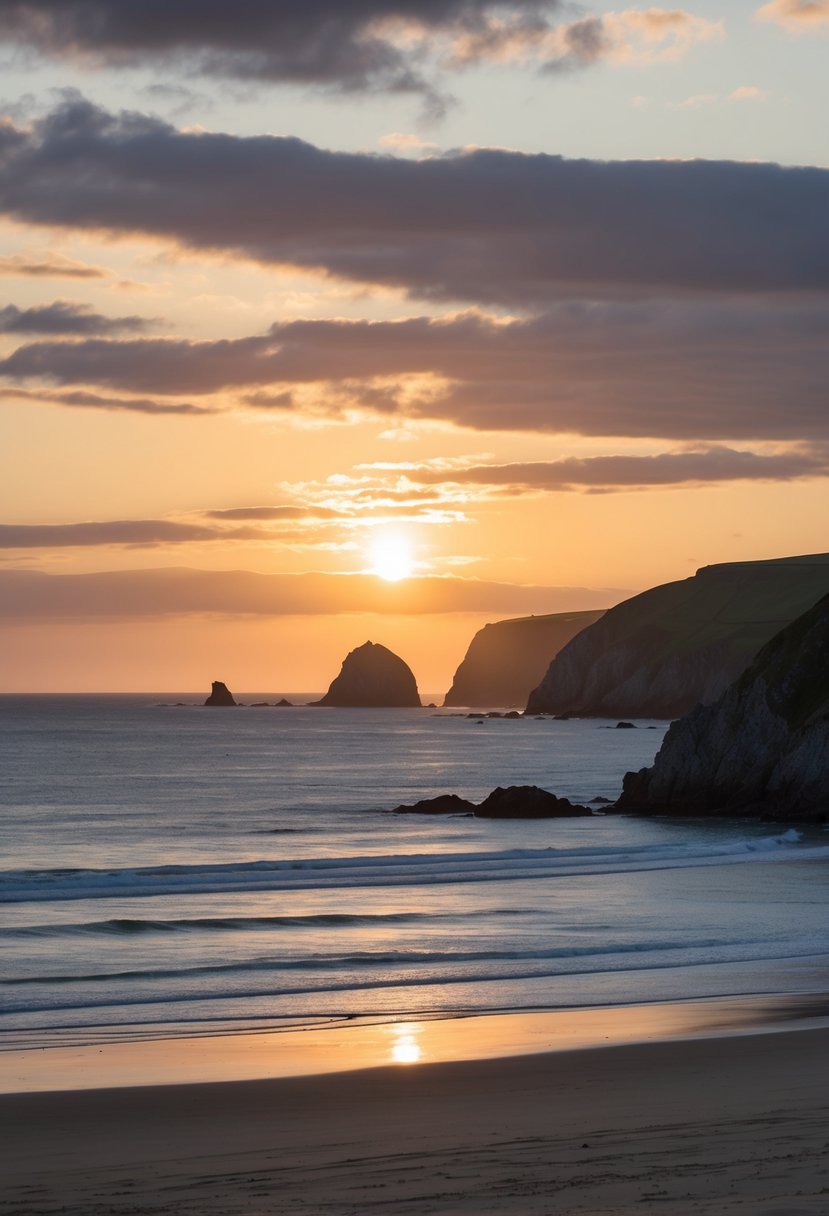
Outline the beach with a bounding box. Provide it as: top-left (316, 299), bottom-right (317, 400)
top-left (2, 1022), bottom-right (828, 1215)
top-left (4, 700), bottom-right (829, 1212)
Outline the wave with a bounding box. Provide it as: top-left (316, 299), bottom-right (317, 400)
top-left (1, 829), bottom-right (821, 905)
top-left (1, 910), bottom-right (437, 939)
top-left (4, 937), bottom-right (733, 986)
top-left (4, 942), bottom-right (823, 1020)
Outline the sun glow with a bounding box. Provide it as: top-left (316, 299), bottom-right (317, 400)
top-left (370, 533), bottom-right (415, 582)
top-left (390, 1023), bottom-right (422, 1065)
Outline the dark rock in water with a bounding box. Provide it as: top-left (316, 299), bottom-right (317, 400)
top-left (311, 641), bottom-right (421, 707)
top-left (251, 702), bottom-right (270, 707)
top-left (391, 793), bottom-right (477, 815)
top-left (526, 552), bottom-right (829, 720)
top-left (275, 698), bottom-right (293, 707)
top-left (204, 681), bottom-right (236, 706)
top-left (615, 721), bottom-right (637, 729)
top-left (475, 785), bottom-right (592, 819)
top-left (618, 592), bottom-right (829, 822)
top-left (504, 710), bottom-right (522, 719)
top-left (591, 795), bottom-right (613, 804)
top-left (444, 609), bottom-right (606, 709)
top-left (426, 702), bottom-right (437, 709)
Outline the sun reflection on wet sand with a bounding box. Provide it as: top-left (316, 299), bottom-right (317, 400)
top-left (5, 994), bottom-right (829, 1093)
top-left (389, 1023), bottom-right (422, 1065)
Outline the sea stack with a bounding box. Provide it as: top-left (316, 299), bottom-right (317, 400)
top-left (312, 642), bottom-right (421, 707)
top-left (204, 681), bottom-right (237, 706)
top-left (618, 592), bottom-right (829, 822)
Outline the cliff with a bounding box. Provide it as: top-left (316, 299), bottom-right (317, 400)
top-left (443, 610), bottom-right (605, 708)
top-left (526, 553), bottom-right (829, 719)
top-left (312, 641), bottom-right (421, 708)
top-left (618, 592), bottom-right (829, 822)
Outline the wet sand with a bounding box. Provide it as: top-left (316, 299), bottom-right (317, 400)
top-left (1, 1023), bottom-right (828, 1215)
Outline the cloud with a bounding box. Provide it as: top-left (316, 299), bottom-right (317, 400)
top-left (204, 505), bottom-right (344, 521)
top-left (0, 565), bottom-right (626, 620)
top-left (378, 132), bottom-right (440, 153)
top-left (391, 446), bottom-right (829, 492)
top-left (5, 387), bottom-right (213, 415)
top-left (0, 0), bottom-right (549, 104)
top-left (756, 0), bottom-right (829, 29)
top-left (451, 8), bottom-right (723, 69)
top-left (729, 85), bottom-right (768, 101)
top-left (3, 302), bottom-right (828, 442)
top-left (0, 3), bottom-right (721, 104)
top-left (0, 520), bottom-right (270, 548)
top-left (673, 92), bottom-right (719, 110)
top-left (1, 98), bottom-right (827, 305)
top-left (0, 300), bottom-right (156, 335)
top-left (0, 250), bottom-right (107, 278)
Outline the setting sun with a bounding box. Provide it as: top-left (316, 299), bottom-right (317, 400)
top-left (370, 534), bottom-right (414, 582)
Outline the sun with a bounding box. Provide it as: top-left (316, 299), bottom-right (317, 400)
top-left (370, 533), bottom-right (414, 582)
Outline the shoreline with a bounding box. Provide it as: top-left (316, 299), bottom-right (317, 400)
top-left (3, 988), bottom-right (829, 1096)
top-left (2, 1022), bottom-right (828, 1214)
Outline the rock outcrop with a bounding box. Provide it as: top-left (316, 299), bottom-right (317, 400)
top-left (204, 681), bottom-right (236, 706)
top-left (618, 592), bottom-right (829, 822)
top-left (444, 610), bottom-right (605, 708)
top-left (390, 785), bottom-right (591, 818)
top-left (391, 794), bottom-right (477, 815)
top-left (527, 553), bottom-right (829, 719)
top-left (475, 786), bottom-right (591, 818)
top-left (312, 641), bottom-right (421, 708)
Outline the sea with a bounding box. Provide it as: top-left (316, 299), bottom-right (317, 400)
top-left (2, 694), bottom-right (829, 1055)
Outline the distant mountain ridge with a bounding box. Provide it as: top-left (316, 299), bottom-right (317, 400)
top-left (526, 553), bottom-right (829, 720)
top-left (443, 610), bottom-right (605, 708)
top-left (618, 591), bottom-right (829, 822)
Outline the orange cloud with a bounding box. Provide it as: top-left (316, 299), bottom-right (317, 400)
top-left (756, 0), bottom-right (829, 28)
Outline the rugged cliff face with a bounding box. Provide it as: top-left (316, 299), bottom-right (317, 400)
top-left (444, 610), bottom-right (605, 708)
top-left (618, 593), bottom-right (829, 822)
top-left (526, 553), bottom-right (829, 719)
top-left (312, 641), bottom-right (421, 707)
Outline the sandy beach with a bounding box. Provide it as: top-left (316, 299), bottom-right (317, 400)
top-left (2, 1022), bottom-right (828, 1216)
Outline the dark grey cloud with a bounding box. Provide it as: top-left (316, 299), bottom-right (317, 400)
top-left (1, 99), bottom-right (827, 305)
top-left (0, 565), bottom-right (624, 620)
top-left (401, 446), bottom-right (829, 491)
top-left (0, 519), bottom-right (272, 548)
top-left (5, 387), bottom-right (213, 415)
top-left (3, 302), bottom-right (828, 441)
top-left (0, 0), bottom-right (560, 104)
top-left (0, 300), bottom-right (155, 335)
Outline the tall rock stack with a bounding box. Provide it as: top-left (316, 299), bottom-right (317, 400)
top-left (204, 681), bottom-right (237, 706)
top-left (312, 642), bottom-right (421, 707)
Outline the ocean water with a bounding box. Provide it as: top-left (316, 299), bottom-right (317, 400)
top-left (2, 695), bottom-right (829, 1051)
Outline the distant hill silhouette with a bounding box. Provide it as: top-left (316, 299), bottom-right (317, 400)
top-left (444, 610), bottom-right (605, 708)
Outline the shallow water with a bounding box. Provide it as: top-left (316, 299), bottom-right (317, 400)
top-left (2, 695), bottom-right (828, 1049)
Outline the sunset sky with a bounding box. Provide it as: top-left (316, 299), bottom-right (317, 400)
top-left (1, 0), bottom-right (827, 692)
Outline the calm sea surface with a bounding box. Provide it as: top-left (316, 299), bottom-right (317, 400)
top-left (2, 695), bottom-right (828, 1050)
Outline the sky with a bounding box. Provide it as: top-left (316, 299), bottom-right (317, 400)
top-left (1, 0), bottom-right (827, 693)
